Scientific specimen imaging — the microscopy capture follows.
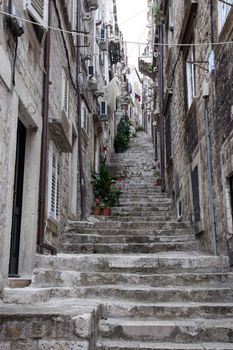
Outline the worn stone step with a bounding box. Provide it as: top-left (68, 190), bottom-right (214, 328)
top-left (0, 299), bottom-right (99, 348)
top-left (61, 241), bottom-right (199, 254)
top-left (97, 340), bottom-right (233, 350)
top-left (61, 234), bottom-right (195, 244)
top-left (102, 300), bottom-right (233, 319)
top-left (35, 254), bottom-right (230, 274)
top-left (101, 216), bottom-right (175, 222)
top-left (65, 285), bottom-right (233, 303)
top-left (65, 228), bottom-right (194, 237)
top-left (67, 221), bottom-right (191, 231)
top-left (99, 318), bottom-right (233, 342)
top-left (33, 269), bottom-right (233, 288)
top-left (6, 284), bottom-right (232, 305)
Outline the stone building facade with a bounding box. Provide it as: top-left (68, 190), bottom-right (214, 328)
top-left (0, 0), bottom-right (129, 295)
top-left (148, 0), bottom-right (233, 257)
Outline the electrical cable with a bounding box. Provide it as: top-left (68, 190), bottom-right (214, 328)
top-left (1, 9), bottom-right (233, 48)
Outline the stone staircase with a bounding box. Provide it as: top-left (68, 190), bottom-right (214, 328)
top-left (1, 132), bottom-right (233, 349)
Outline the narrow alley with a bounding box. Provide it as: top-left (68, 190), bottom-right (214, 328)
top-left (0, 0), bottom-right (233, 349)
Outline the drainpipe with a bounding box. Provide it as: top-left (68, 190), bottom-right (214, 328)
top-left (158, 22), bottom-right (165, 192)
top-left (203, 82), bottom-right (217, 255)
top-left (37, 1), bottom-right (57, 255)
top-left (76, 1), bottom-right (85, 220)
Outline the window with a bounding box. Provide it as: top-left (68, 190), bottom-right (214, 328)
top-left (218, 0), bottom-right (233, 33)
top-left (48, 143), bottom-right (61, 221)
top-left (61, 68), bottom-right (69, 117)
top-left (230, 175), bottom-right (233, 224)
top-left (24, 0), bottom-right (48, 27)
top-left (69, 0), bottom-right (77, 31)
top-left (81, 102), bottom-right (89, 133)
top-left (186, 45), bottom-right (195, 109)
top-left (191, 166), bottom-right (201, 223)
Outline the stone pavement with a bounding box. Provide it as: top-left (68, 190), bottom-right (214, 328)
top-left (1, 132), bottom-right (233, 349)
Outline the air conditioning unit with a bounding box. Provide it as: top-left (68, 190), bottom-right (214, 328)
top-left (88, 65), bottom-right (95, 76)
top-left (100, 101), bottom-right (107, 116)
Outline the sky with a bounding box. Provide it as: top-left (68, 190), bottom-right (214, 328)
top-left (116, 0), bottom-right (148, 69)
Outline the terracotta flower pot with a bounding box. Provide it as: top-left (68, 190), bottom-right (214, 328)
top-left (93, 207), bottom-right (101, 215)
top-left (103, 207), bottom-right (111, 216)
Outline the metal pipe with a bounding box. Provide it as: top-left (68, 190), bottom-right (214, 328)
top-left (159, 22), bottom-right (165, 192)
top-left (204, 97), bottom-right (217, 255)
top-left (76, 0), bottom-right (85, 220)
top-left (37, 1), bottom-right (57, 255)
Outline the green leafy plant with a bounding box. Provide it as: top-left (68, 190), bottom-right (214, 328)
top-left (114, 116), bottom-right (132, 153)
top-left (91, 161), bottom-right (123, 210)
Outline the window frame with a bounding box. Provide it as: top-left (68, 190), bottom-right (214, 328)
top-left (61, 68), bottom-right (70, 118)
top-left (24, 0), bottom-right (48, 27)
top-left (48, 143), bottom-right (61, 222)
top-left (185, 44), bottom-right (196, 109)
top-left (218, 0), bottom-right (233, 34)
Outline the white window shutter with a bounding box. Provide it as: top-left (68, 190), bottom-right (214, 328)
top-left (69, 0), bottom-right (77, 31)
top-left (48, 144), bottom-right (60, 221)
top-left (218, 0), bottom-right (233, 33)
top-left (61, 69), bottom-right (69, 116)
top-left (25, 0), bottom-right (48, 27)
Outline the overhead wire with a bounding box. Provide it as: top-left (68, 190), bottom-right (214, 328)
top-left (1, 9), bottom-right (233, 48)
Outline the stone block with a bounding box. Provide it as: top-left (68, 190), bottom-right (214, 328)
top-left (38, 340), bottom-right (89, 350)
top-left (10, 340), bottom-right (37, 350)
top-left (0, 341), bottom-right (11, 350)
top-left (0, 44), bottom-right (12, 90)
top-left (73, 313), bottom-right (92, 339)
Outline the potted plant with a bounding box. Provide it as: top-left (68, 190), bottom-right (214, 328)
top-left (102, 184), bottom-right (123, 216)
top-left (114, 116), bottom-right (132, 153)
top-left (92, 197), bottom-right (102, 215)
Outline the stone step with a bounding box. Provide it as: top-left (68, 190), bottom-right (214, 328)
top-left (99, 318), bottom-right (233, 342)
top-left (101, 216), bottom-right (176, 222)
top-left (4, 284), bottom-right (233, 305)
top-left (61, 241), bottom-right (199, 254)
top-left (35, 254), bottom-right (230, 274)
top-left (102, 300), bottom-right (233, 319)
top-left (65, 228), bottom-right (194, 237)
top-left (61, 234), bottom-right (195, 244)
top-left (0, 299), bottom-right (99, 349)
top-left (60, 285), bottom-right (233, 303)
top-left (110, 211), bottom-right (172, 217)
top-left (97, 340), bottom-right (233, 350)
top-left (67, 221), bottom-right (191, 231)
top-left (32, 269), bottom-right (233, 288)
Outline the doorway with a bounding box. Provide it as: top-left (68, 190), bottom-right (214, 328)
top-left (9, 120), bottom-right (26, 277)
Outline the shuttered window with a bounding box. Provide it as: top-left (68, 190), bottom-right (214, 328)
top-left (48, 143), bottom-right (61, 221)
top-left (218, 0), bottom-right (233, 33)
top-left (186, 45), bottom-right (195, 109)
top-left (69, 0), bottom-right (77, 30)
top-left (61, 68), bottom-right (69, 117)
top-left (24, 0), bottom-right (48, 27)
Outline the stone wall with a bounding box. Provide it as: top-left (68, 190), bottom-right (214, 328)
top-left (163, 0), bottom-right (233, 255)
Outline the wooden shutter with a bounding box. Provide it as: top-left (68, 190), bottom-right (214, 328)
top-left (218, 0), bottom-right (233, 33)
top-left (25, 0), bottom-right (48, 27)
top-left (61, 69), bottom-right (69, 116)
top-left (69, 0), bottom-right (77, 30)
top-left (48, 144), bottom-right (60, 221)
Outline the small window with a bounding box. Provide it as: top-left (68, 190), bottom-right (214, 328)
top-left (69, 0), bottom-right (77, 31)
top-left (218, 0), bottom-right (233, 34)
top-left (230, 175), bottom-right (233, 224)
top-left (61, 69), bottom-right (69, 117)
top-left (24, 0), bottom-right (48, 27)
top-left (191, 166), bottom-right (201, 223)
top-left (48, 143), bottom-right (61, 221)
top-left (81, 103), bottom-right (89, 133)
top-left (185, 45), bottom-right (195, 109)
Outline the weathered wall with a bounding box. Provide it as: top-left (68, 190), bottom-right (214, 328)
top-left (164, 0), bottom-right (233, 255)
